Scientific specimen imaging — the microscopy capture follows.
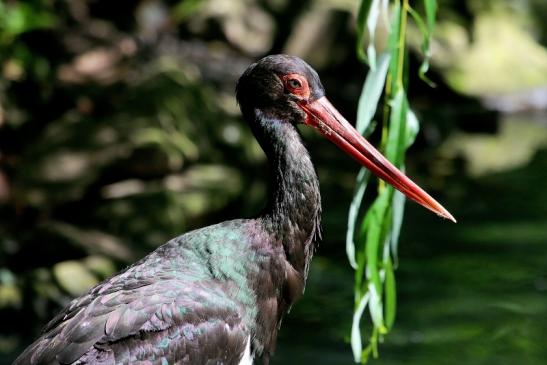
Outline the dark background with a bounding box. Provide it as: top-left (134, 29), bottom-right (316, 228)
top-left (1, 0), bottom-right (546, 364)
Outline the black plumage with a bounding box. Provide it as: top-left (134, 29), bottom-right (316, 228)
top-left (14, 54), bottom-right (453, 365)
top-left (14, 55), bottom-right (323, 365)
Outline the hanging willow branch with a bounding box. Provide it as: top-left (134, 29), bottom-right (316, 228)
top-left (348, 0), bottom-right (437, 363)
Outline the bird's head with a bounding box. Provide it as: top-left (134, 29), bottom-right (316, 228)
top-left (237, 54), bottom-right (455, 222)
top-left (236, 54), bottom-right (324, 123)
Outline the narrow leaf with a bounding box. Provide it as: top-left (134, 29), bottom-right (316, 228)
top-left (351, 293), bottom-right (371, 362)
top-left (366, 0), bottom-right (381, 70)
top-left (425, 0), bottom-right (437, 30)
top-left (364, 191), bottom-right (390, 299)
top-left (355, 0), bottom-right (374, 64)
top-left (408, 1), bottom-right (437, 86)
top-left (387, 1), bottom-right (402, 92)
top-left (380, 0), bottom-right (390, 29)
top-left (405, 109), bottom-right (420, 147)
top-left (421, 0), bottom-right (437, 86)
top-left (388, 107), bottom-right (418, 264)
top-left (356, 53), bottom-right (391, 134)
top-left (385, 259), bottom-right (397, 329)
top-left (385, 89), bottom-right (408, 165)
top-left (368, 282), bottom-right (386, 332)
top-left (350, 0), bottom-right (431, 362)
top-left (347, 53), bottom-right (389, 269)
top-left (408, 6), bottom-right (428, 35)
top-left (390, 189), bottom-right (405, 265)
top-left (346, 168), bottom-right (371, 269)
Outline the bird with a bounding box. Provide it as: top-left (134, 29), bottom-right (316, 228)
top-left (14, 55), bottom-right (454, 365)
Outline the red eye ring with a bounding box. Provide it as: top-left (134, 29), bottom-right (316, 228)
top-left (282, 73), bottom-right (310, 99)
top-left (287, 78), bottom-right (302, 89)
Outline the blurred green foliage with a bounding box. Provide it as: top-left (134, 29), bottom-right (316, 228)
top-left (349, 1), bottom-right (440, 362)
top-left (0, 0), bottom-right (264, 359)
top-left (0, 0), bottom-right (546, 364)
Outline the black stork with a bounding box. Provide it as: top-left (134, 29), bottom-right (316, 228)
top-left (14, 55), bottom-right (454, 365)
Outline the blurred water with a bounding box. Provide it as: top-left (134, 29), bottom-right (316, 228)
top-left (273, 111), bottom-right (547, 365)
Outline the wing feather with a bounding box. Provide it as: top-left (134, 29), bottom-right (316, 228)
top-left (14, 222), bottom-right (259, 365)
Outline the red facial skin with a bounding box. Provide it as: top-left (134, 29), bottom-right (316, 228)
top-left (281, 74), bottom-right (456, 222)
top-left (282, 73), bottom-right (311, 100)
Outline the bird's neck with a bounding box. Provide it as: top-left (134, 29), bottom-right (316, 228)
top-left (250, 110), bottom-right (322, 278)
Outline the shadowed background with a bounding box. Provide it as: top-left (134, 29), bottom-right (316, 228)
top-left (0, 0), bottom-right (546, 364)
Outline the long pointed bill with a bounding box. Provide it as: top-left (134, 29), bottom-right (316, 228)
top-left (300, 96), bottom-right (456, 222)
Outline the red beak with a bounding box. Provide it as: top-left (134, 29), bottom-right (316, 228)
top-left (300, 96), bottom-right (456, 222)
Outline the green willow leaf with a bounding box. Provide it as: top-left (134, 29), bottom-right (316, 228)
top-left (356, 53), bottom-right (391, 134)
top-left (364, 191), bottom-right (389, 292)
top-left (385, 89), bottom-right (408, 165)
top-left (368, 281), bottom-right (386, 332)
top-left (384, 259), bottom-right (396, 329)
top-left (351, 292), bottom-right (371, 362)
top-left (366, 0), bottom-right (381, 70)
top-left (350, 1), bottom-right (434, 362)
top-left (425, 0), bottom-right (437, 29)
top-left (355, 0), bottom-right (374, 64)
top-left (408, 1), bottom-right (437, 86)
top-left (388, 107), bottom-right (418, 265)
top-left (380, 0), bottom-right (390, 28)
top-left (387, 1), bottom-right (402, 92)
top-left (347, 53), bottom-right (389, 268)
top-left (408, 6), bottom-right (427, 34)
top-left (347, 168), bottom-right (371, 269)
top-left (390, 189), bottom-right (405, 265)
top-left (405, 109), bottom-right (420, 147)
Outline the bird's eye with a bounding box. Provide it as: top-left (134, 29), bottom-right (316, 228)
top-left (282, 74), bottom-right (309, 98)
top-left (287, 78), bottom-right (302, 89)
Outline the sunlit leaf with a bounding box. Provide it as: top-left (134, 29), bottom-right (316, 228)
top-left (366, 0), bottom-right (382, 70)
top-left (356, 53), bottom-right (391, 135)
top-left (390, 189), bottom-right (405, 265)
top-left (351, 292), bottom-right (371, 362)
top-left (53, 260), bottom-right (98, 296)
top-left (350, 1), bottom-right (434, 362)
top-left (347, 53), bottom-right (390, 269)
top-left (347, 168), bottom-right (371, 269)
top-left (405, 108), bottom-right (420, 147)
top-left (418, 57), bottom-right (434, 87)
top-left (380, 0), bottom-right (390, 29)
top-left (84, 256), bottom-right (116, 278)
top-left (368, 281), bottom-right (386, 332)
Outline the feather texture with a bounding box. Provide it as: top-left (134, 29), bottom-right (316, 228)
top-left (14, 55), bottom-right (325, 365)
